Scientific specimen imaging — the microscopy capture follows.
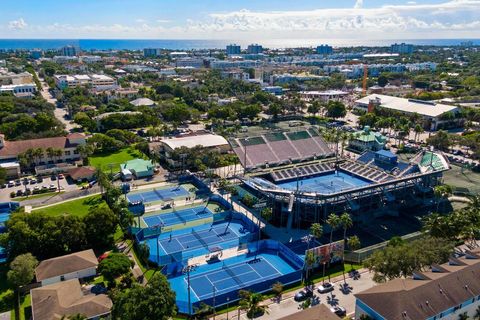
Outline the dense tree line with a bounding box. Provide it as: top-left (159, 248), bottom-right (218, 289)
top-left (0, 96), bottom-right (64, 140)
top-left (0, 206), bottom-right (118, 261)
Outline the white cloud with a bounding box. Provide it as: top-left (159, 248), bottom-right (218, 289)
top-left (1, 0), bottom-right (479, 41)
top-left (8, 18), bottom-right (27, 30)
top-left (354, 0), bottom-right (364, 9)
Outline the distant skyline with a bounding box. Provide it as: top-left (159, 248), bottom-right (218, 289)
top-left (1, 0), bottom-right (479, 41)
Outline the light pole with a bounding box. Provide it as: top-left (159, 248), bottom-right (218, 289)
top-left (243, 138), bottom-right (249, 175)
top-left (226, 297), bottom-right (230, 320)
top-left (212, 285), bottom-right (216, 320)
top-left (183, 264), bottom-right (195, 316)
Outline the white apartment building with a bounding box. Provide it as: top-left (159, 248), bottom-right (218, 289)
top-left (54, 74), bottom-right (117, 90)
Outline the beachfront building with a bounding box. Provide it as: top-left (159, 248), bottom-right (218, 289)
top-left (316, 45), bottom-right (333, 55)
top-left (355, 249), bottom-right (480, 320)
top-left (355, 94), bottom-right (462, 130)
top-left (390, 42), bottom-right (414, 54)
top-left (247, 44), bottom-right (263, 54)
top-left (226, 44), bottom-right (241, 55)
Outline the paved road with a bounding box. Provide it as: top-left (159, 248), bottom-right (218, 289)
top-left (212, 270), bottom-right (375, 320)
top-left (38, 76), bottom-right (78, 132)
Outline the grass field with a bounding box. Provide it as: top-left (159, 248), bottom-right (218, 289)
top-left (89, 147), bottom-right (146, 171)
top-left (33, 195), bottom-right (106, 217)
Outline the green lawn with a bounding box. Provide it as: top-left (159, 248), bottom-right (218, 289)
top-left (33, 195), bottom-right (106, 217)
top-left (89, 147), bottom-right (147, 171)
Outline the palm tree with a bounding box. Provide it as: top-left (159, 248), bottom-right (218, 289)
top-left (347, 236), bottom-right (361, 270)
top-left (32, 148), bottom-right (43, 165)
top-left (340, 212), bottom-right (353, 283)
top-left (304, 250), bottom-right (316, 284)
top-left (310, 223), bottom-right (323, 242)
top-left (54, 148), bottom-right (63, 163)
top-left (473, 305), bottom-right (480, 320)
top-left (326, 213), bottom-right (341, 276)
top-left (414, 124), bottom-right (424, 143)
top-left (434, 184), bottom-right (453, 212)
top-left (458, 312), bottom-right (469, 320)
top-left (46, 147), bottom-right (55, 163)
top-left (238, 290), bottom-right (268, 319)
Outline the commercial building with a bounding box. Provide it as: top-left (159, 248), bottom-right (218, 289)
top-left (0, 70), bottom-right (33, 85)
top-left (143, 48), bottom-right (162, 57)
top-left (390, 42), bottom-right (414, 54)
top-left (0, 83), bottom-right (37, 97)
top-left (348, 126), bottom-right (387, 152)
top-left (355, 249), bottom-right (480, 320)
top-left (54, 74), bottom-right (117, 90)
top-left (247, 44), bottom-right (263, 54)
top-left (120, 159), bottom-right (154, 179)
top-left (299, 90), bottom-right (348, 102)
top-left (220, 69), bottom-right (250, 81)
top-left (316, 45), bottom-right (333, 55)
top-left (35, 249), bottom-right (98, 286)
top-left (30, 279), bottom-right (112, 320)
top-left (210, 59), bottom-right (260, 69)
top-left (355, 94), bottom-right (461, 130)
top-left (60, 45), bottom-right (79, 57)
top-left (226, 44), bottom-right (241, 55)
top-left (262, 86), bottom-right (284, 96)
top-left (151, 132), bottom-right (230, 168)
top-left (174, 58), bottom-right (205, 68)
top-left (0, 133), bottom-right (86, 173)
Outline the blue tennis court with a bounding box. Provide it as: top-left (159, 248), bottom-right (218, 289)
top-left (278, 170), bottom-right (371, 194)
top-left (158, 222), bottom-right (245, 255)
top-left (127, 185), bottom-right (189, 204)
top-left (189, 257), bottom-right (283, 300)
top-left (143, 206), bottom-right (213, 227)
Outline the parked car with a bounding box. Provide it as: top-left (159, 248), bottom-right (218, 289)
top-left (7, 181), bottom-right (14, 187)
top-left (317, 282), bottom-right (334, 294)
top-left (330, 306), bottom-right (346, 317)
top-left (29, 179), bottom-right (37, 184)
top-left (49, 184), bottom-right (57, 190)
top-left (91, 284), bottom-right (108, 295)
top-left (58, 174), bottom-right (65, 180)
top-left (37, 176), bottom-right (43, 183)
top-left (15, 180), bottom-right (21, 186)
top-left (294, 288), bottom-right (313, 302)
top-left (16, 190), bottom-right (23, 197)
top-left (51, 175), bottom-right (57, 180)
top-left (0, 184), bottom-right (6, 189)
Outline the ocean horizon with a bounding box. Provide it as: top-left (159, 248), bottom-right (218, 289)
top-left (0, 38), bottom-right (478, 51)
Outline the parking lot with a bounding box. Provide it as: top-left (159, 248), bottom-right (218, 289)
top-left (0, 175), bottom-right (78, 202)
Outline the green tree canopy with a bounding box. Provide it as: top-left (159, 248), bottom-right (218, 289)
top-left (112, 273), bottom-right (176, 320)
top-left (7, 253), bottom-right (38, 288)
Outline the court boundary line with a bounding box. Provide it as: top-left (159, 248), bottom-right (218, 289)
top-left (261, 257), bottom-right (282, 275)
top-left (184, 277), bottom-right (201, 300)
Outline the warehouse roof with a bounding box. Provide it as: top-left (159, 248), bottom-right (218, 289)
top-left (356, 94), bottom-right (458, 118)
top-left (161, 133), bottom-right (229, 150)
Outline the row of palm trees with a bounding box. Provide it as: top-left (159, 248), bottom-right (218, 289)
top-left (18, 147), bottom-right (64, 168)
top-left (305, 212), bottom-right (360, 283)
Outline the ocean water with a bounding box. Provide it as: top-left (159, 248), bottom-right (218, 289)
top-left (0, 38), bottom-right (478, 51)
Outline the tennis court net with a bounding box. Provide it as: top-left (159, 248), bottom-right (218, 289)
top-left (192, 229), bottom-right (209, 248)
top-left (172, 209), bottom-right (186, 223)
top-left (223, 264), bottom-right (244, 286)
top-left (153, 189), bottom-right (164, 200)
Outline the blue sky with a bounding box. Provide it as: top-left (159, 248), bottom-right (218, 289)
top-left (1, 0), bottom-right (479, 40)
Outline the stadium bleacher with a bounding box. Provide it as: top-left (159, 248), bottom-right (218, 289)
top-left (270, 162), bottom-right (335, 182)
top-left (340, 160), bottom-right (392, 183)
top-left (230, 129), bottom-right (333, 169)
